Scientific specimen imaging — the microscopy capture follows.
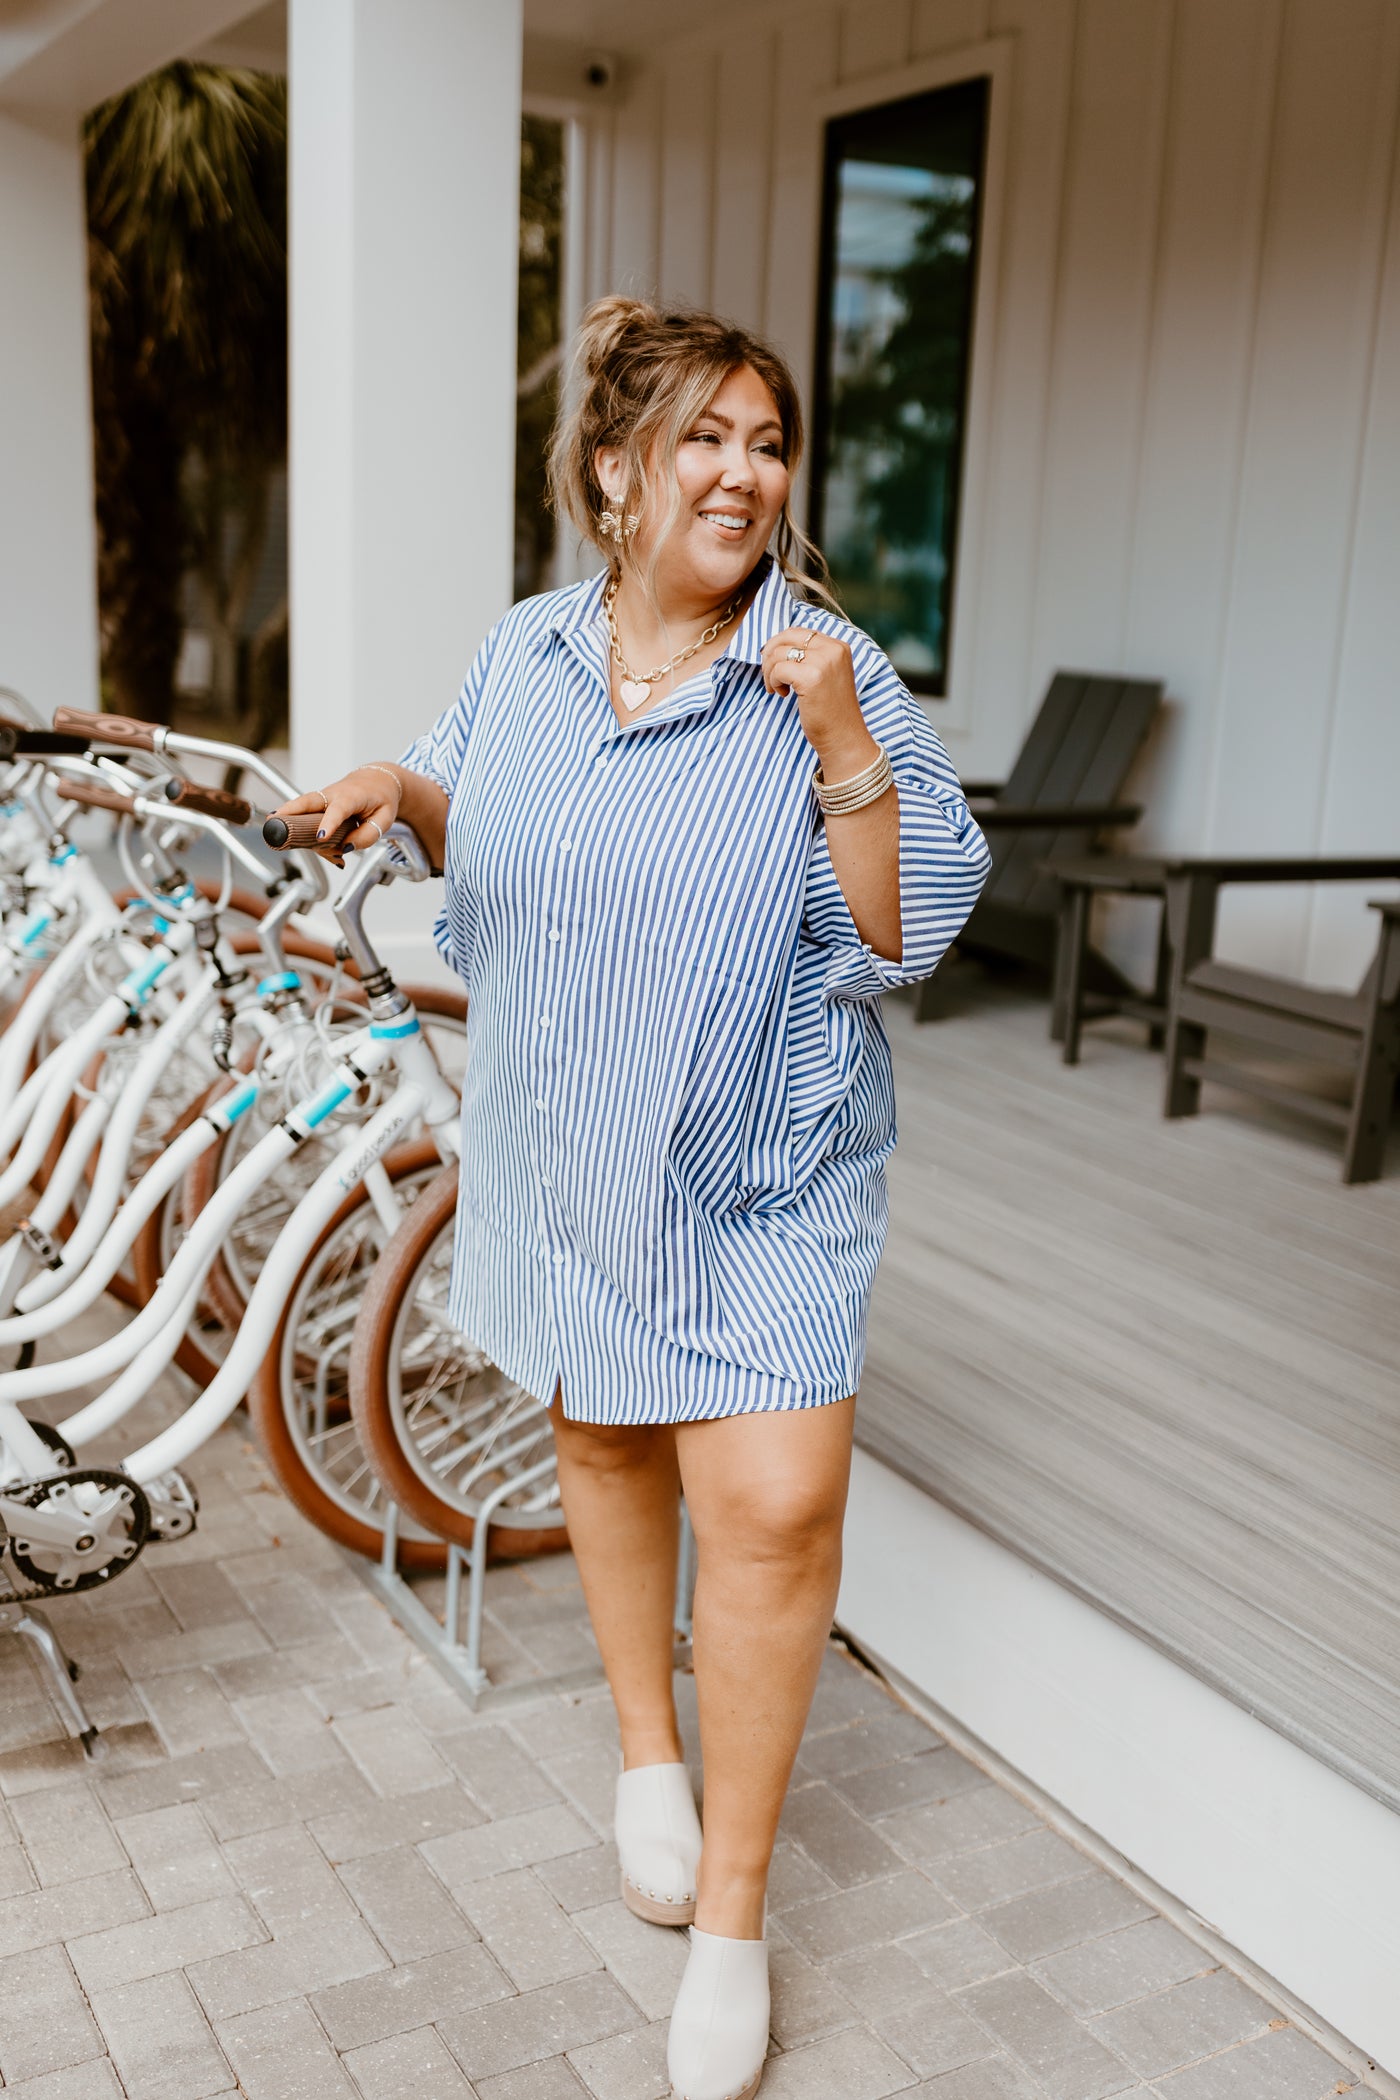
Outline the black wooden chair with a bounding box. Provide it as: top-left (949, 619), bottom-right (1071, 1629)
top-left (1162, 864), bottom-right (1400, 1183)
top-left (917, 670), bottom-right (1162, 1022)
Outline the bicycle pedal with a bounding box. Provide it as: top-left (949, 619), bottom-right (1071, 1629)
top-left (143, 1470), bottom-right (199, 1542)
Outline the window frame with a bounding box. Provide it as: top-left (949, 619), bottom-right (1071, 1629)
top-left (791, 41), bottom-right (1013, 731)
top-left (808, 76), bottom-right (991, 699)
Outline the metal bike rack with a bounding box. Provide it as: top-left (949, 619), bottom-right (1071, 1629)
top-left (349, 1494), bottom-right (700, 1712)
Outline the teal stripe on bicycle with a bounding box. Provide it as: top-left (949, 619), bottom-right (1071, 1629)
top-left (217, 1079), bottom-right (259, 1126)
top-left (301, 1076), bottom-right (354, 1128)
top-left (118, 953), bottom-right (170, 1005)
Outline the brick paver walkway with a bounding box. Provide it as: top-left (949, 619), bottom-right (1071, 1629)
top-left (1, 1404), bottom-right (1357, 2099)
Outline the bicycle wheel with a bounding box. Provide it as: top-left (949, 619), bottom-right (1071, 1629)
top-left (246, 1138), bottom-right (450, 1566)
top-left (349, 1163), bottom-right (569, 1561)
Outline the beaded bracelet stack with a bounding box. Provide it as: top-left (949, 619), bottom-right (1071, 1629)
top-left (811, 743), bottom-right (894, 816)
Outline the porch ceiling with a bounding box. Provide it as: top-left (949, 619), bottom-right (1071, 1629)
top-left (0, 0), bottom-right (262, 115)
top-left (0, 0), bottom-right (729, 114)
top-left (524, 0), bottom-right (711, 46)
top-left (194, 0), bottom-right (727, 90)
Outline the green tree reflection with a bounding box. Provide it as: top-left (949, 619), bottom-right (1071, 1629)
top-left (829, 177), bottom-right (977, 678)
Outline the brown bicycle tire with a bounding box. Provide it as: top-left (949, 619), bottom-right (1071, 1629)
top-left (246, 1138), bottom-right (449, 1569)
top-left (349, 1162), bottom-right (569, 1561)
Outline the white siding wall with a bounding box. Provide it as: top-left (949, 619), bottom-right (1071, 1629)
top-left (0, 112), bottom-right (100, 722)
top-left (574, 0), bottom-right (1400, 986)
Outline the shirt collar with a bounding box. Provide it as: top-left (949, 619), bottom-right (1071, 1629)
top-left (722, 555), bottom-right (807, 667)
top-left (546, 571), bottom-right (609, 638)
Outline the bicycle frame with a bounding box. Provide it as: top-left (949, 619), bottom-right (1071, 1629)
top-left (0, 941), bottom-right (186, 1215)
top-left (0, 826), bottom-right (457, 1431)
top-left (0, 856), bottom-right (129, 1104)
top-left (0, 870), bottom-right (325, 1319)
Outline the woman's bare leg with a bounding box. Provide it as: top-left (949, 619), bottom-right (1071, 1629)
top-left (675, 1396), bottom-right (854, 1940)
top-left (548, 1396), bottom-right (685, 1769)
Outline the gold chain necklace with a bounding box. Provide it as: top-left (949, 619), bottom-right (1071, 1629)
top-left (603, 577), bottom-right (745, 711)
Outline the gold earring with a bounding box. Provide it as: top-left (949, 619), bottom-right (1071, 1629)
top-left (600, 506), bottom-right (640, 542)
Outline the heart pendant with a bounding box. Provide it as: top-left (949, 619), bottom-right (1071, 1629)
top-left (619, 678), bottom-right (651, 709)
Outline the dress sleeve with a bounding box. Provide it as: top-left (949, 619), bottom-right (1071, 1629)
top-left (396, 622), bottom-right (499, 980)
top-left (804, 637), bottom-right (991, 1003)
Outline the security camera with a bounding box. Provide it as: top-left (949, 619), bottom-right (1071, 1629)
top-left (583, 52), bottom-right (616, 90)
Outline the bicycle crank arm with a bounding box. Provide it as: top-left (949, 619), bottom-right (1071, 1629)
top-left (142, 1470), bottom-right (199, 1543)
top-left (0, 1469), bottom-right (150, 1594)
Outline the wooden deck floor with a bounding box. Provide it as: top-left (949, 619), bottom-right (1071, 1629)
top-left (861, 973), bottom-right (1400, 1812)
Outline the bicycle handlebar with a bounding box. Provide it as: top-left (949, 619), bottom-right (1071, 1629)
top-left (53, 707), bottom-right (157, 752)
top-left (262, 811), bottom-right (358, 851)
top-left (47, 707), bottom-right (329, 905)
top-left (163, 779), bottom-right (252, 826)
top-left (55, 778), bottom-right (138, 817)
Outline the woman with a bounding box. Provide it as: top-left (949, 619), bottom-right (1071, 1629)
top-left (276, 298), bottom-right (989, 2100)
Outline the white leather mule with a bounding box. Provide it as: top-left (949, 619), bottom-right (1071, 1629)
top-left (615, 1761), bottom-right (703, 1926)
top-left (667, 1925), bottom-right (770, 2100)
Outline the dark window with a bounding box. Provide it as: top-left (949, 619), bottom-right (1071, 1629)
top-left (809, 78), bottom-right (989, 696)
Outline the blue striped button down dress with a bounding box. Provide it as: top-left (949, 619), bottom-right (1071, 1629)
top-left (401, 557), bottom-right (989, 1424)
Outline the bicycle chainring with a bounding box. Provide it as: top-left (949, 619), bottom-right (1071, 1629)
top-left (2, 1469), bottom-right (152, 1593)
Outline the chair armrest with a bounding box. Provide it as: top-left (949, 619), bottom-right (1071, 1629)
top-left (967, 802), bottom-right (1142, 831)
top-left (1370, 899), bottom-right (1400, 920)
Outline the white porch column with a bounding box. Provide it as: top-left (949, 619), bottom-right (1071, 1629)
top-left (288, 0), bottom-right (523, 797)
top-left (0, 111), bottom-right (100, 719)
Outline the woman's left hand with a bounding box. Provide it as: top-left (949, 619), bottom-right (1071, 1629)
top-left (762, 626), bottom-right (879, 782)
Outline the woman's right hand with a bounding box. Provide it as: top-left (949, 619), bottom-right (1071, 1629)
top-left (271, 764), bottom-right (405, 865)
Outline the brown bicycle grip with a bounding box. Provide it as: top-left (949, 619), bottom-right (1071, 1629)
top-left (53, 707), bottom-right (159, 752)
top-left (262, 811), bottom-right (358, 851)
top-left (163, 778), bottom-right (252, 826)
top-left (56, 778), bottom-right (138, 817)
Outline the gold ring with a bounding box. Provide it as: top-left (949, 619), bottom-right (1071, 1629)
top-left (786, 647), bottom-right (805, 663)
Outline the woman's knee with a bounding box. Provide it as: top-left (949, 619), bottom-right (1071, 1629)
top-left (700, 1471), bottom-right (846, 1573)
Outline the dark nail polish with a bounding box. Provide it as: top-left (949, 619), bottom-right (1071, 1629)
top-left (316, 829), bottom-right (325, 839)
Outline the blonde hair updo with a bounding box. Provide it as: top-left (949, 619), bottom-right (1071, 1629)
top-left (547, 296), bottom-right (834, 605)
